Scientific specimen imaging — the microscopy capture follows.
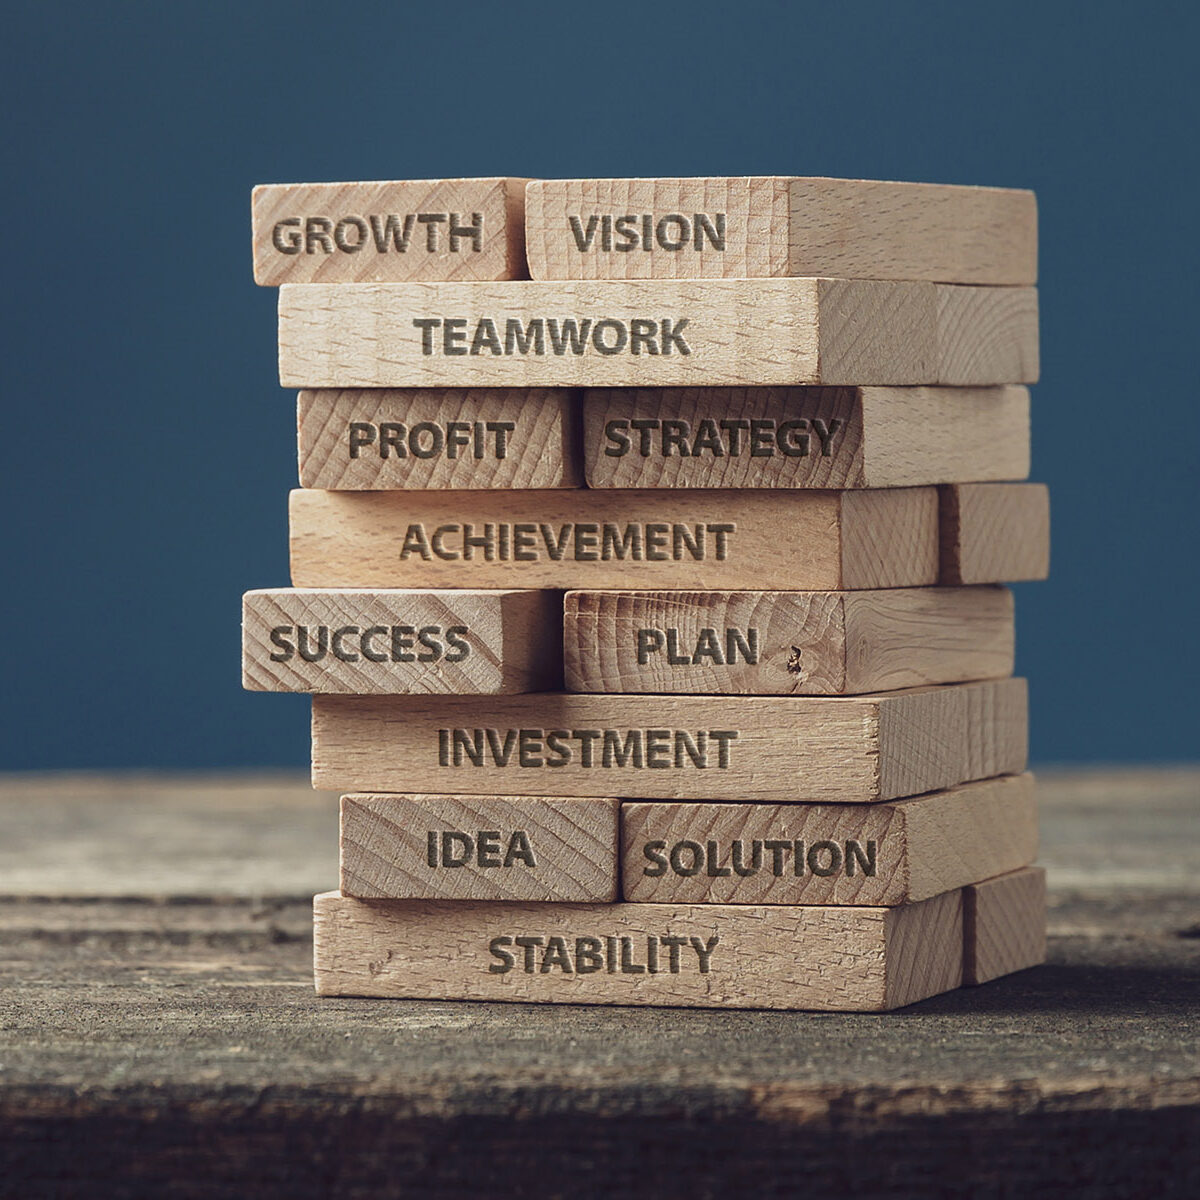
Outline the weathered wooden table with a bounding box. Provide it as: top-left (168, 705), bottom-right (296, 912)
top-left (2, 767), bottom-right (1197, 1198)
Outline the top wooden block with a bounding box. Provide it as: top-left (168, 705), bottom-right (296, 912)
top-left (525, 177), bottom-right (1037, 284)
top-left (252, 179), bottom-right (529, 286)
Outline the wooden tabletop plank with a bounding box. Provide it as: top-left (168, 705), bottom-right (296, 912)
top-left (1, 767), bottom-right (1197, 1196)
top-left (0, 772), bottom-right (338, 897)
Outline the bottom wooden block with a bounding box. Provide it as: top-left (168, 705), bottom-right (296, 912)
top-left (312, 891), bottom-right (964, 1011)
top-left (963, 866), bottom-right (1047, 984)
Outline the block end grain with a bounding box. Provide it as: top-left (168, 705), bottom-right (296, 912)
top-left (939, 483), bottom-right (1050, 585)
top-left (883, 888), bottom-right (965, 1009)
top-left (876, 679), bottom-right (1028, 801)
top-left (963, 866), bottom-right (1048, 984)
top-left (815, 279), bottom-right (938, 386)
top-left (902, 773), bottom-right (1038, 902)
top-left (839, 487), bottom-right (940, 589)
top-left (935, 284), bottom-right (1040, 385)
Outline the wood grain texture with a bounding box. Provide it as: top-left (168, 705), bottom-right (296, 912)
top-left (276, 279), bottom-right (1039, 388)
top-left (312, 889), bottom-right (964, 1011)
top-left (940, 482), bottom-right (1051, 584)
top-left (564, 586), bottom-right (1014, 695)
top-left (297, 387), bottom-right (582, 489)
top-left (242, 588), bottom-right (561, 694)
top-left (525, 177), bottom-right (1037, 284)
top-left (5, 764), bottom-right (1191, 900)
top-left (339, 793), bottom-right (619, 901)
top-left (288, 486), bottom-right (938, 591)
top-left (622, 773), bottom-right (1036, 905)
top-left (583, 385), bottom-right (1029, 489)
top-left (964, 866), bottom-right (1047, 984)
top-left (310, 679), bottom-right (1027, 803)
top-left (3, 768), bottom-right (1199, 1200)
top-left (252, 178), bottom-right (528, 285)
top-left (880, 676), bottom-right (1027, 801)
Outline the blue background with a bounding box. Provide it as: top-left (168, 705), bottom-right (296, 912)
top-left (2, 1), bottom-right (1196, 769)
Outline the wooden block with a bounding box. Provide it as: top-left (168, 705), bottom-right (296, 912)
top-left (312, 889), bottom-right (964, 1010)
top-left (310, 678), bottom-right (1027, 803)
top-left (340, 793), bottom-right (619, 902)
top-left (241, 588), bottom-right (561, 694)
top-left (277, 279), bottom-right (1039, 388)
top-left (525, 177), bottom-right (1037, 285)
top-left (940, 483), bottom-right (1050, 584)
top-left (564, 586), bottom-right (1014, 695)
top-left (289, 486), bottom-right (939, 591)
top-left (297, 388), bottom-right (581, 490)
top-left (621, 773), bottom-right (1036, 905)
top-left (963, 866), bottom-right (1047, 984)
top-left (252, 178), bottom-right (528, 286)
top-left (583, 385), bottom-right (1029, 489)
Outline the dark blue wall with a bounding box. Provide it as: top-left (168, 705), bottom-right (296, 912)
top-left (2, 1), bottom-right (1196, 768)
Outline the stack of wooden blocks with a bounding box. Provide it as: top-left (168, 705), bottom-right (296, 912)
top-left (243, 176), bottom-right (1048, 1011)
